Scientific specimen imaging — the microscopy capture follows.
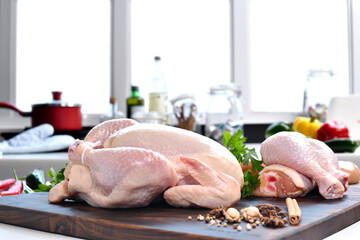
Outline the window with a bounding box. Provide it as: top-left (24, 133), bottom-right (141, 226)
top-left (16, 0), bottom-right (111, 113)
top-left (131, 0), bottom-right (231, 113)
top-left (0, 0), bottom-right (359, 129)
top-left (236, 0), bottom-right (350, 121)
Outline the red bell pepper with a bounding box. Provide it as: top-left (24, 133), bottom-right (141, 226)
top-left (0, 180), bottom-right (23, 196)
top-left (0, 178), bottom-right (16, 190)
top-left (317, 120), bottom-right (350, 142)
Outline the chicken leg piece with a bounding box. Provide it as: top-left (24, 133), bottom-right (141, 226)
top-left (308, 138), bottom-right (349, 190)
top-left (164, 156), bottom-right (240, 208)
top-left (260, 132), bottom-right (347, 199)
top-left (253, 164), bottom-right (316, 198)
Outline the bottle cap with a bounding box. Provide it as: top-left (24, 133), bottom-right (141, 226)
top-left (154, 56), bottom-right (161, 61)
top-left (131, 86), bottom-right (139, 91)
top-left (110, 97), bottom-right (117, 104)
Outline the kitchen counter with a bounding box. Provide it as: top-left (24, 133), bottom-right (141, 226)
top-left (0, 152), bottom-right (68, 180)
top-left (0, 145), bottom-right (360, 239)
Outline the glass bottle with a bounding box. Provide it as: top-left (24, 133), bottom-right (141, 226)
top-left (100, 97), bottom-right (124, 122)
top-left (149, 56), bottom-right (168, 116)
top-left (205, 83), bottom-right (243, 143)
top-left (126, 85), bottom-right (145, 119)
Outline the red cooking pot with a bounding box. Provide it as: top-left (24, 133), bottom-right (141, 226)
top-left (0, 91), bottom-right (82, 131)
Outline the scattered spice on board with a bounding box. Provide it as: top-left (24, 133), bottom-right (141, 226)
top-left (286, 198), bottom-right (302, 225)
top-left (256, 203), bottom-right (288, 228)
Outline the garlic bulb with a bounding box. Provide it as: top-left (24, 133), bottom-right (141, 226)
top-left (241, 206), bottom-right (262, 223)
top-left (224, 208), bottom-right (240, 222)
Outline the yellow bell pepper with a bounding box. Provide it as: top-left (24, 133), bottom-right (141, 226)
top-left (292, 116), bottom-right (323, 139)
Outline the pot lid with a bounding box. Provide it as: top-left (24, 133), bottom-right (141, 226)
top-left (32, 91), bottom-right (81, 107)
top-left (209, 83), bottom-right (241, 96)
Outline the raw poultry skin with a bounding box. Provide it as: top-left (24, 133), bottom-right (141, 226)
top-left (49, 119), bottom-right (243, 209)
top-left (260, 132), bottom-right (349, 199)
top-left (253, 164), bottom-right (316, 198)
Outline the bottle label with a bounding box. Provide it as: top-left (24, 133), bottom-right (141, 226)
top-left (131, 105), bottom-right (145, 115)
top-left (149, 92), bottom-right (168, 114)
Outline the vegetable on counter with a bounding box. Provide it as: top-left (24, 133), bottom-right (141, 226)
top-left (0, 178), bottom-right (16, 190)
top-left (0, 169), bottom-right (24, 197)
top-left (0, 180), bottom-right (23, 196)
top-left (265, 121), bottom-right (293, 138)
top-left (317, 120), bottom-right (350, 142)
top-left (26, 167), bottom-right (66, 193)
top-left (324, 138), bottom-right (359, 153)
top-left (25, 169), bottom-right (46, 190)
top-left (223, 130), bottom-right (263, 198)
top-left (292, 116), bottom-right (323, 139)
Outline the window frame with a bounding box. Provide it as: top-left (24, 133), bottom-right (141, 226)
top-left (0, 0), bottom-right (359, 130)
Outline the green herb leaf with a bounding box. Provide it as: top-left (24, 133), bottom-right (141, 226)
top-left (223, 130), bottom-right (264, 198)
top-left (241, 170), bottom-right (261, 198)
top-left (22, 166), bottom-right (66, 192)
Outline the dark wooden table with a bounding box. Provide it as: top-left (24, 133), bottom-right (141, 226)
top-left (0, 184), bottom-right (360, 240)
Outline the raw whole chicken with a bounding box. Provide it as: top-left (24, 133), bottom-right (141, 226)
top-left (253, 164), bottom-right (316, 198)
top-left (260, 132), bottom-right (349, 199)
top-left (48, 119), bottom-right (243, 209)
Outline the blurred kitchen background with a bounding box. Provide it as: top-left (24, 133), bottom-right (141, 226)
top-left (0, 0), bottom-right (360, 144)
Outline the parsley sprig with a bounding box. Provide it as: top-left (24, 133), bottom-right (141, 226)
top-left (37, 167), bottom-right (66, 192)
top-left (223, 130), bottom-right (264, 198)
top-left (23, 167), bottom-right (66, 193)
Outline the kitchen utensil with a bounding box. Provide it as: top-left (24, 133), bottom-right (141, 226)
top-left (0, 91), bottom-right (82, 131)
top-left (171, 94), bottom-right (197, 131)
top-left (205, 83), bottom-right (243, 142)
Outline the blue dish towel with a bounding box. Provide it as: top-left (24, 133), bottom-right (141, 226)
top-left (0, 124), bottom-right (75, 154)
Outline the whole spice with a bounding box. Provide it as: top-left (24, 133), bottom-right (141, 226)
top-left (197, 214), bottom-right (204, 221)
top-left (262, 216), bottom-right (288, 227)
top-left (224, 208), bottom-right (241, 222)
top-left (256, 203), bottom-right (288, 228)
top-left (256, 203), bottom-right (282, 215)
top-left (209, 205), bottom-right (230, 218)
top-left (241, 206), bottom-right (262, 223)
top-left (286, 198), bottom-right (301, 225)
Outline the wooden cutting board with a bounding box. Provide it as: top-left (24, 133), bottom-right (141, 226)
top-left (1, 184), bottom-right (360, 240)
